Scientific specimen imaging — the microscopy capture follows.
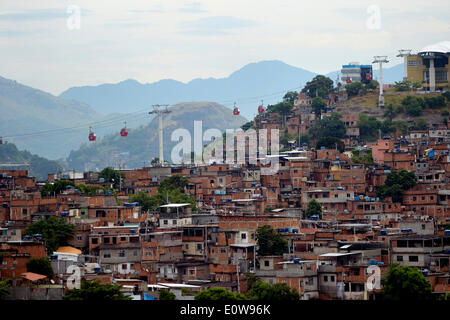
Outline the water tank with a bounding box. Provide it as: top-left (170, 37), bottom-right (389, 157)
top-left (369, 259), bottom-right (377, 265)
top-left (2, 202), bottom-right (8, 208)
top-left (292, 229), bottom-right (299, 233)
top-left (380, 230), bottom-right (387, 236)
top-left (50, 254), bottom-right (58, 261)
top-left (33, 234), bottom-right (42, 240)
top-left (23, 235), bottom-right (32, 241)
top-left (94, 267), bottom-right (101, 273)
top-left (293, 258), bottom-right (300, 264)
top-left (422, 269), bottom-right (429, 276)
top-left (130, 229), bottom-right (136, 234)
top-left (377, 262), bottom-right (384, 266)
top-left (444, 230), bottom-right (450, 236)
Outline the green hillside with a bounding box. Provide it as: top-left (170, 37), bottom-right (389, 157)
top-left (0, 142), bottom-right (61, 180)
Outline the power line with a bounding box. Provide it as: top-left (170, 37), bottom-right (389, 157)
top-left (1, 85), bottom-right (305, 140)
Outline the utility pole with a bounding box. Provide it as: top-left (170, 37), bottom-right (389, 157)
top-left (397, 49), bottom-right (412, 81)
top-left (149, 105), bottom-right (171, 166)
top-left (372, 56), bottom-right (389, 108)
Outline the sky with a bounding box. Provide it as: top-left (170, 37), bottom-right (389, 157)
top-left (0, 0), bottom-right (449, 95)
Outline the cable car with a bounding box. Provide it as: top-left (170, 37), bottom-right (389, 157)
top-left (258, 100), bottom-right (264, 114)
top-left (365, 73), bottom-right (372, 81)
top-left (88, 127), bottom-right (96, 141)
top-left (120, 122), bottom-right (128, 137)
top-left (346, 77), bottom-right (352, 84)
top-left (233, 102), bottom-right (240, 116)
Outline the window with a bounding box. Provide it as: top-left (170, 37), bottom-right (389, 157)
top-left (103, 253), bottom-right (111, 258)
top-left (163, 220), bottom-right (168, 225)
top-left (397, 256), bottom-right (403, 262)
top-left (77, 235), bottom-right (82, 241)
top-left (251, 233), bottom-right (255, 240)
top-left (146, 251), bottom-right (150, 256)
top-left (120, 237), bottom-right (126, 241)
top-left (196, 244), bottom-right (202, 250)
top-left (353, 268), bottom-right (360, 276)
top-left (173, 220), bottom-right (177, 225)
top-left (118, 250), bottom-right (125, 257)
top-left (220, 248), bottom-right (226, 253)
top-left (91, 238), bottom-right (98, 244)
top-left (22, 208), bottom-right (28, 215)
top-left (306, 264), bottom-right (311, 270)
top-left (264, 260), bottom-right (270, 267)
top-left (133, 250), bottom-right (138, 256)
top-left (409, 256), bottom-right (419, 262)
top-left (324, 276), bottom-right (328, 282)
top-left (330, 276), bottom-right (335, 282)
top-left (422, 224), bottom-right (426, 230)
top-left (241, 233), bottom-right (247, 240)
top-left (104, 237), bottom-right (110, 244)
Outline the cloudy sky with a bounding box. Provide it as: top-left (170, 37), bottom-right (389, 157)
top-left (0, 0), bottom-right (449, 95)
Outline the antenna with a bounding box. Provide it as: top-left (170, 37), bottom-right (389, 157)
top-left (149, 104), bottom-right (171, 166)
top-left (396, 49), bottom-right (412, 80)
top-left (372, 56), bottom-right (389, 108)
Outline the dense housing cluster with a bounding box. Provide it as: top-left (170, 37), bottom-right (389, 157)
top-left (1, 90), bottom-right (450, 301)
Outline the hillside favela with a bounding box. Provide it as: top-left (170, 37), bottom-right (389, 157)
top-left (1, 1), bottom-right (450, 308)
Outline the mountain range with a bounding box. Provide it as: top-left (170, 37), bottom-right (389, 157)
top-left (60, 60), bottom-right (404, 120)
top-left (0, 59), bottom-right (404, 164)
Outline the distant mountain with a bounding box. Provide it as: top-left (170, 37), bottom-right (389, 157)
top-left (0, 142), bottom-right (61, 180)
top-left (66, 102), bottom-right (247, 171)
top-left (59, 60), bottom-right (318, 120)
top-left (0, 76), bottom-right (127, 159)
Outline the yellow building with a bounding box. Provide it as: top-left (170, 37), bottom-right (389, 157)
top-left (406, 41), bottom-right (450, 91)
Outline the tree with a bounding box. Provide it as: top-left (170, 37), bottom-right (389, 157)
top-left (247, 281), bottom-right (299, 300)
top-left (63, 280), bottom-right (132, 300)
top-left (194, 287), bottom-right (247, 300)
top-left (443, 91), bottom-right (450, 101)
top-left (25, 216), bottom-right (75, 254)
top-left (383, 104), bottom-right (398, 121)
top-left (377, 170), bottom-right (417, 203)
top-left (302, 75), bottom-right (334, 99)
top-left (385, 170), bottom-right (417, 190)
top-left (241, 121), bottom-right (254, 131)
top-left (365, 80), bottom-right (379, 90)
top-left (0, 280), bottom-right (10, 300)
top-left (394, 80), bottom-right (421, 92)
top-left (382, 264), bottom-right (432, 300)
top-left (159, 289), bottom-right (176, 300)
top-left (409, 118), bottom-right (428, 131)
top-left (255, 225), bottom-right (288, 256)
top-left (266, 101), bottom-right (293, 116)
top-left (305, 199), bottom-right (322, 219)
top-left (315, 137), bottom-right (345, 152)
top-left (283, 91), bottom-right (298, 105)
top-left (158, 175), bottom-right (189, 192)
top-left (402, 95), bottom-right (424, 116)
top-left (345, 82), bottom-right (364, 98)
top-left (99, 167), bottom-right (123, 188)
top-left (358, 114), bottom-right (381, 141)
top-left (244, 273), bottom-right (260, 292)
top-left (40, 180), bottom-right (75, 197)
top-left (26, 257), bottom-right (54, 278)
top-left (309, 113), bottom-right (346, 139)
top-left (311, 97), bottom-right (327, 115)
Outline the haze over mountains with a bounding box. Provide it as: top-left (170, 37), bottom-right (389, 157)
top-left (0, 59), bottom-right (404, 166)
top-left (60, 60), bottom-right (404, 120)
top-left (67, 102), bottom-right (247, 171)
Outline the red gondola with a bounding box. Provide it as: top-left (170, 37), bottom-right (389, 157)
top-left (366, 73), bottom-right (372, 81)
top-left (88, 127), bottom-right (96, 141)
top-left (346, 77), bottom-right (352, 84)
top-left (258, 100), bottom-right (264, 114)
top-left (120, 122), bottom-right (128, 137)
top-left (233, 102), bottom-right (240, 116)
